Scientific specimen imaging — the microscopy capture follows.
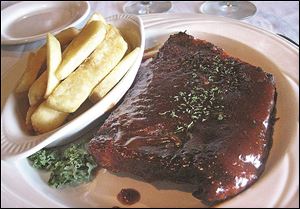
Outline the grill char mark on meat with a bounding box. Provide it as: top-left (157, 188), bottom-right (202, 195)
top-left (88, 32), bottom-right (277, 205)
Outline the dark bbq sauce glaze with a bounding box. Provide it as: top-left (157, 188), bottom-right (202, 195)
top-left (89, 32), bottom-right (277, 205)
top-left (117, 188), bottom-right (141, 205)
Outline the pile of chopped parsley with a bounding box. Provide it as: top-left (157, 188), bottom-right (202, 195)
top-left (28, 142), bottom-right (98, 188)
top-left (158, 51), bottom-right (248, 134)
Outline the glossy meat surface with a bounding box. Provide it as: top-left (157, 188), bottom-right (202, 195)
top-left (88, 32), bottom-right (277, 205)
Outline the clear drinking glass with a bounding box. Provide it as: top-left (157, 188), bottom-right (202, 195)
top-left (199, 1), bottom-right (257, 20)
top-left (123, 1), bottom-right (172, 15)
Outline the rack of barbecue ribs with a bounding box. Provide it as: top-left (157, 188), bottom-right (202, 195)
top-left (89, 32), bottom-right (277, 206)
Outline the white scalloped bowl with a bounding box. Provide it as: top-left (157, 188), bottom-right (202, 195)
top-left (1, 14), bottom-right (145, 161)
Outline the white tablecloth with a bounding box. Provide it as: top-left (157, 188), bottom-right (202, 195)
top-left (88, 1), bottom-right (299, 44)
top-left (1, 1), bottom-right (299, 72)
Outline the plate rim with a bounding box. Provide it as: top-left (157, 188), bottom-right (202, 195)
top-left (0, 1), bottom-right (90, 45)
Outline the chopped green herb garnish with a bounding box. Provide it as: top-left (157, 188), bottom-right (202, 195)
top-left (28, 143), bottom-right (97, 188)
top-left (157, 52), bottom-right (248, 134)
top-left (218, 114), bottom-right (224, 121)
top-left (158, 111), bottom-right (170, 115)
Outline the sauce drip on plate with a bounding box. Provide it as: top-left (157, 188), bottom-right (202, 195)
top-left (117, 188), bottom-right (141, 205)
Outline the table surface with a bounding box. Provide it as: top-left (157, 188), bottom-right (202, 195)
top-left (1, 1), bottom-right (299, 208)
top-left (89, 1), bottom-right (299, 43)
top-left (1, 1), bottom-right (299, 67)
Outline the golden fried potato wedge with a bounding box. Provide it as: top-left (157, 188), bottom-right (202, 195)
top-left (89, 47), bottom-right (140, 103)
top-left (25, 104), bottom-right (39, 133)
top-left (15, 28), bottom-right (80, 93)
top-left (47, 25), bottom-right (128, 113)
top-left (15, 50), bottom-right (46, 93)
top-left (28, 71), bottom-right (47, 106)
top-left (31, 102), bottom-right (68, 134)
top-left (44, 33), bottom-right (62, 98)
top-left (87, 12), bottom-right (106, 24)
top-left (55, 21), bottom-right (107, 80)
top-left (55, 27), bottom-right (80, 46)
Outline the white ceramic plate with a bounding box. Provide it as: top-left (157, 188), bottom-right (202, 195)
top-left (1, 14), bottom-right (299, 208)
top-left (1, 1), bottom-right (90, 45)
top-left (1, 14), bottom-right (145, 161)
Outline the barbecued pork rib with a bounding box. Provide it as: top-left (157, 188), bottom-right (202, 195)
top-left (88, 32), bottom-right (277, 205)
